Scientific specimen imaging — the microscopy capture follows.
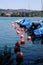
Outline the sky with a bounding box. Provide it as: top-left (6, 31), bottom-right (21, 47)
top-left (0, 0), bottom-right (42, 10)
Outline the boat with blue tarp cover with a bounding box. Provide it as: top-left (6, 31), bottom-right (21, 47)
top-left (16, 18), bottom-right (32, 28)
top-left (34, 27), bottom-right (43, 36)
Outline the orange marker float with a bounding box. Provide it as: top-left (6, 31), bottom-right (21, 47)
top-left (14, 46), bottom-right (20, 53)
top-left (20, 39), bottom-right (25, 44)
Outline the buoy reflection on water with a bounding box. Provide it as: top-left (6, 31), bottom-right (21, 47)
top-left (14, 41), bottom-right (20, 53)
top-left (16, 52), bottom-right (23, 64)
top-left (14, 46), bottom-right (20, 53)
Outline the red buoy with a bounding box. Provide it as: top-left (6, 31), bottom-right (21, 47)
top-left (15, 42), bottom-right (20, 47)
top-left (16, 52), bottom-right (23, 59)
top-left (21, 28), bottom-right (24, 32)
top-left (17, 28), bottom-right (21, 31)
top-left (20, 34), bottom-right (24, 38)
top-left (12, 23), bottom-right (15, 27)
top-left (15, 25), bottom-right (18, 29)
top-left (20, 39), bottom-right (25, 44)
top-left (16, 30), bottom-right (20, 34)
top-left (27, 36), bottom-right (31, 41)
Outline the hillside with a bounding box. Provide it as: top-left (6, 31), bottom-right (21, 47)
top-left (0, 9), bottom-right (43, 17)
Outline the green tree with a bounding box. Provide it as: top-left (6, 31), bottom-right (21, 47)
top-left (1, 13), bottom-right (6, 16)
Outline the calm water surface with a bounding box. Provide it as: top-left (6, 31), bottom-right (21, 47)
top-left (0, 17), bottom-right (43, 65)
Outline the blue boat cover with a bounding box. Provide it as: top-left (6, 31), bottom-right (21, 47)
top-left (19, 18), bottom-right (30, 24)
top-left (34, 27), bottom-right (43, 36)
top-left (40, 22), bottom-right (43, 27)
top-left (26, 23), bottom-right (32, 28)
top-left (19, 18), bottom-right (32, 28)
top-left (18, 19), bottom-right (25, 25)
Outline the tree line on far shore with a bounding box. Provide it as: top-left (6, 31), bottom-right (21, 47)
top-left (0, 11), bottom-right (43, 17)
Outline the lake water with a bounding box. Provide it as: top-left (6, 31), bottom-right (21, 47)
top-left (0, 17), bottom-right (43, 65)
